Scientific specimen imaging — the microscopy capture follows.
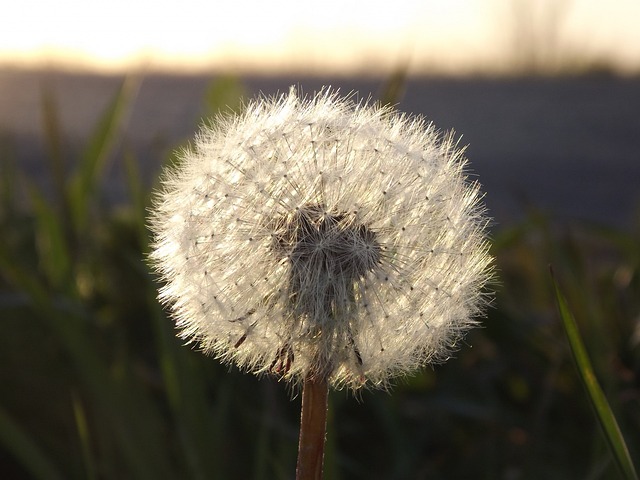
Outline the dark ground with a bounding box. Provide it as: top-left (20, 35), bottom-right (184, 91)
top-left (1, 68), bottom-right (639, 228)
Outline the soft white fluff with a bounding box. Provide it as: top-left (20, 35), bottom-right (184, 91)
top-left (148, 87), bottom-right (493, 390)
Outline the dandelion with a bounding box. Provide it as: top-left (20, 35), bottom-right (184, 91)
top-left (148, 87), bottom-right (493, 479)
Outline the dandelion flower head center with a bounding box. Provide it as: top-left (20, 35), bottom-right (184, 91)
top-left (272, 203), bottom-right (381, 324)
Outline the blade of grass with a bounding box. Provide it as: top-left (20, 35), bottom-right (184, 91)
top-left (25, 180), bottom-right (72, 290)
top-left (123, 150), bottom-right (149, 249)
top-left (0, 135), bottom-right (17, 215)
top-left (551, 267), bottom-right (638, 480)
top-left (203, 75), bottom-right (246, 117)
top-left (0, 405), bottom-right (64, 480)
top-left (145, 285), bottom-right (220, 479)
top-left (71, 392), bottom-right (96, 480)
top-left (377, 65), bottom-right (408, 107)
top-left (41, 87), bottom-right (69, 223)
top-left (69, 75), bottom-right (140, 233)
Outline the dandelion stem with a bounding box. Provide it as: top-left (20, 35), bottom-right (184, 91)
top-left (296, 374), bottom-right (329, 480)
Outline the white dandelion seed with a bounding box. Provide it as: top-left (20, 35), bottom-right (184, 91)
top-left (148, 87), bottom-right (493, 390)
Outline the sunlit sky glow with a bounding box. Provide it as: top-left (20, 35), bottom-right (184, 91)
top-left (2, 0), bottom-right (640, 75)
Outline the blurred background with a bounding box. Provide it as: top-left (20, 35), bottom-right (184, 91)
top-left (2, 0), bottom-right (640, 75)
top-left (1, 0), bottom-right (639, 479)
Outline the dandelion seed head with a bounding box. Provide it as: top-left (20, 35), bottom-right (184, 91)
top-left (149, 87), bottom-right (493, 390)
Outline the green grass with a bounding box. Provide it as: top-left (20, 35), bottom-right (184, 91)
top-left (0, 76), bottom-right (638, 479)
top-left (553, 269), bottom-right (638, 480)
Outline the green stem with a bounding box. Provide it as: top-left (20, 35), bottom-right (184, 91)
top-left (296, 374), bottom-right (329, 480)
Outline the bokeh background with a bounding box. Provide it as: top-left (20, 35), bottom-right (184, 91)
top-left (1, 1), bottom-right (639, 478)
top-left (3, 0), bottom-right (640, 75)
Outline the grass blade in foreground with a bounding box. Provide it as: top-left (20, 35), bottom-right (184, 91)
top-left (551, 269), bottom-right (638, 480)
top-left (0, 405), bottom-right (64, 480)
top-left (69, 76), bottom-right (139, 232)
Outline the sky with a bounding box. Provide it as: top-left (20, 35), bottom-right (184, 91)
top-left (2, 0), bottom-right (640, 75)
